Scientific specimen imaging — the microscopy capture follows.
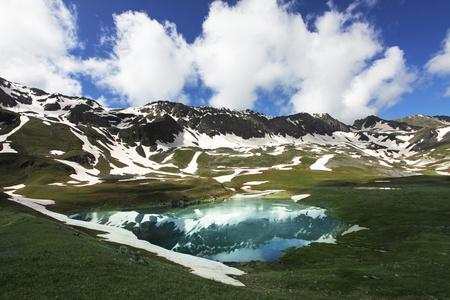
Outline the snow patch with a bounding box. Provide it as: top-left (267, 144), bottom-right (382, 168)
top-left (291, 194), bottom-right (311, 202)
top-left (214, 169), bottom-right (243, 183)
top-left (55, 159), bottom-right (101, 187)
top-left (4, 184), bottom-right (26, 190)
top-left (50, 150), bottom-right (65, 155)
top-left (161, 153), bottom-right (175, 164)
top-left (342, 225), bottom-right (368, 235)
top-left (243, 181), bottom-right (269, 186)
top-left (437, 126), bottom-right (450, 142)
top-left (181, 151), bottom-right (202, 174)
top-left (268, 146), bottom-right (285, 156)
top-left (354, 187), bottom-right (401, 190)
top-left (233, 190), bottom-right (284, 198)
top-left (310, 154), bottom-right (334, 171)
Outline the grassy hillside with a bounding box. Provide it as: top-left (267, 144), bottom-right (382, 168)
top-left (9, 117), bottom-right (83, 156)
top-left (0, 153), bottom-right (74, 186)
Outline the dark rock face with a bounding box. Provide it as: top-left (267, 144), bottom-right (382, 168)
top-left (0, 87), bottom-right (17, 108)
top-left (0, 77), bottom-right (33, 105)
top-left (118, 114), bottom-right (183, 146)
top-left (144, 101), bottom-right (350, 140)
top-left (434, 115), bottom-right (450, 123)
top-left (353, 115), bottom-right (415, 132)
top-left (408, 128), bottom-right (439, 151)
top-left (0, 109), bottom-right (19, 123)
top-left (43, 102), bottom-right (61, 111)
top-left (0, 76), bottom-right (449, 151)
top-left (67, 104), bottom-right (111, 127)
top-left (353, 115), bottom-right (382, 129)
top-left (62, 152), bottom-right (96, 167)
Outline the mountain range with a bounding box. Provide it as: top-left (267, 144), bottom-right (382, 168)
top-left (1, 76), bottom-right (449, 190)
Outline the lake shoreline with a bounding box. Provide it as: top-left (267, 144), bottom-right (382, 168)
top-left (4, 186), bottom-right (246, 287)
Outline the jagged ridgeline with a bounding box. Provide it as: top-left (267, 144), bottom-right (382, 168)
top-left (0, 76), bottom-right (449, 193)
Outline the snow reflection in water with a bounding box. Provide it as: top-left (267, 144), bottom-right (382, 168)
top-left (70, 197), bottom-right (358, 262)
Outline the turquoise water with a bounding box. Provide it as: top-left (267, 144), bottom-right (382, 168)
top-left (70, 197), bottom-right (353, 262)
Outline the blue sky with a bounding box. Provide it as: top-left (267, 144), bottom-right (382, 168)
top-left (0, 0), bottom-right (449, 123)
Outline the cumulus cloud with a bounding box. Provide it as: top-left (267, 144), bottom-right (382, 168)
top-left (193, 0), bottom-right (301, 110)
top-left (341, 46), bottom-right (415, 120)
top-left (0, 0), bottom-right (82, 95)
top-left (426, 30), bottom-right (450, 96)
top-left (83, 11), bottom-right (195, 107)
top-left (0, 0), bottom-right (416, 122)
top-left (193, 0), bottom-right (415, 123)
top-left (80, 0), bottom-right (415, 121)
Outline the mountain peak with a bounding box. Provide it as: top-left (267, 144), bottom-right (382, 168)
top-left (396, 115), bottom-right (449, 128)
top-left (1, 76), bottom-right (449, 186)
top-left (1, 76), bottom-right (449, 150)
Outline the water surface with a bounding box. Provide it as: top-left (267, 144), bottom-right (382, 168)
top-left (70, 197), bottom-right (354, 262)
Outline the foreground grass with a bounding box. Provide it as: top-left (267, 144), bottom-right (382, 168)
top-left (0, 194), bottom-right (271, 300)
top-left (1, 166), bottom-right (449, 299)
top-left (233, 175), bottom-right (450, 299)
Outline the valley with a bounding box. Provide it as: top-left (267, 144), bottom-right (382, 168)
top-left (1, 77), bottom-right (449, 299)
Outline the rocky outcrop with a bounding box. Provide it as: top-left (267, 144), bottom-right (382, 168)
top-left (0, 76), bottom-right (448, 152)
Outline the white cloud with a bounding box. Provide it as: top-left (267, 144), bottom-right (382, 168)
top-left (0, 0), bottom-right (82, 95)
top-left (0, 0), bottom-right (416, 122)
top-left (426, 30), bottom-right (450, 97)
top-left (84, 11), bottom-right (195, 107)
top-left (193, 0), bottom-right (415, 123)
top-left (341, 46), bottom-right (415, 120)
top-left (193, 0), bottom-right (301, 110)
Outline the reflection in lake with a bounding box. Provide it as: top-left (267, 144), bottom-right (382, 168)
top-left (70, 197), bottom-right (356, 262)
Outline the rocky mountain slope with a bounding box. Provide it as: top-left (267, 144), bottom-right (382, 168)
top-left (1, 76), bottom-right (449, 189)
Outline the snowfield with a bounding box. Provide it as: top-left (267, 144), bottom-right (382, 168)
top-left (310, 154), bottom-right (334, 171)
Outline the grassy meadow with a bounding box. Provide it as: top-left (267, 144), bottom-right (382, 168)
top-left (1, 131), bottom-right (449, 299)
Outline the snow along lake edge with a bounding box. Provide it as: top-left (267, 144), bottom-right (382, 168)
top-left (4, 186), bottom-right (246, 287)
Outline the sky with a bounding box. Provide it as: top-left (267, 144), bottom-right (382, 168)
top-left (0, 0), bottom-right (449, 124)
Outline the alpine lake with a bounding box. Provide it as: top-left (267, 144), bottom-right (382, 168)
top-left (70, 196), bottom-right (362, 262)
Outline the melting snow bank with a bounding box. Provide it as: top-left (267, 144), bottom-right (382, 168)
top-left (0, 116), bottom-right (29, 153)
top-left (354, 187), bottom-right (401, 190)
top-left (291, 194), bottom-right (311, 202)
top-left (4, 188), bottom-right (246, 287)
top-left (437, 125), bottom-right (450, 142)
top-left (181, 151), bottom-right (202, 174)
top-left (310, 154), bottom-right (334, 171)
top-left (342, 225), bottom-right (368, 235)
top-left (233, 190), bottom-right (284, 198)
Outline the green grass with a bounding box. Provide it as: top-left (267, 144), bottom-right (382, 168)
top-left (9, 117), bottom-right (83, 156)
top-left (0, 153), bottom-right (73, 186)
top-left (2, 120), bottom-right (450, 299)
top-left (198, 149), bottom-right (302, 170)
top-left (0, 194), bottom-right (272, 300)
top-left (233, 175), bottom-right (450, 299)
top-left (1, 162), bottom-right (449, 299)
top-left (172, 148), bottom-right (200, 169)
top-left (74, 125), bottom-right (129, 171)
top-left (17, 177), bottom-right (233, 214)
top-left (227, 164), bottom-right (380, 195)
